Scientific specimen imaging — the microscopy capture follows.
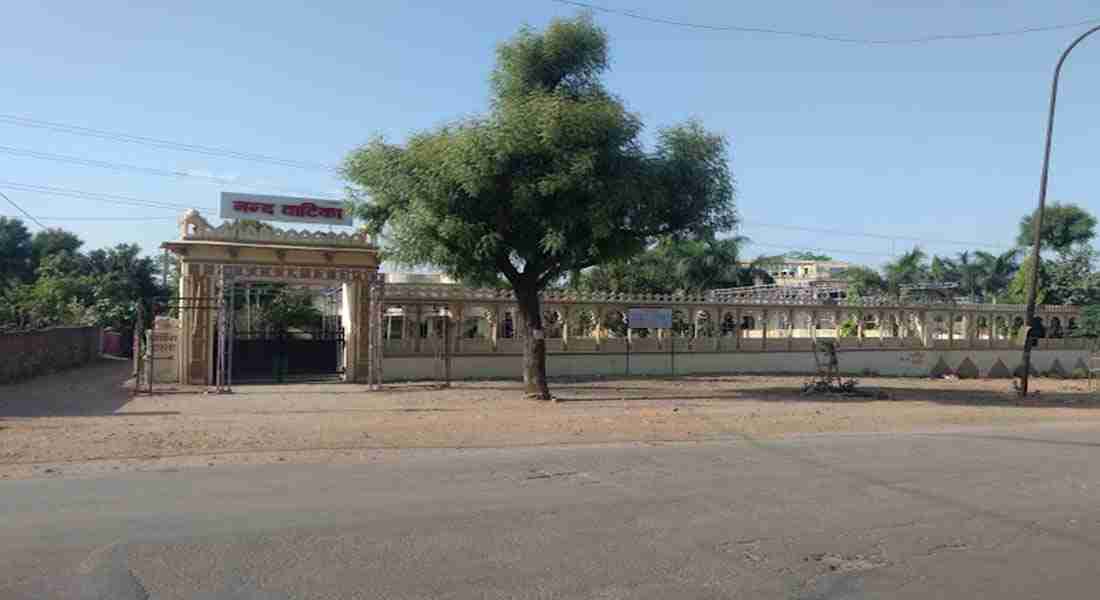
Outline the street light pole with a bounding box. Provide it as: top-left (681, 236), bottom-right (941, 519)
top-left (1020, 24), bottom-right (1100, 397)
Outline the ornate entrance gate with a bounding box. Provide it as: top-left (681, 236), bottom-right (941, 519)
top-left (163, 210), bottom-right (384, 387)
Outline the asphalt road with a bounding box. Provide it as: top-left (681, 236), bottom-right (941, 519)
top-left (3, 426), bottom-right (1100, 599)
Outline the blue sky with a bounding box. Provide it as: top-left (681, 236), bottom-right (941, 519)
top-left (1, 1), bottom-right (1097, 267)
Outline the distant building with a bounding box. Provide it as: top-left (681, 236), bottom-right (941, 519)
top-left (743, 259), bottom-right (851, 287)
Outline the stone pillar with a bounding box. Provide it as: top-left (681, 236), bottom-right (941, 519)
top-left (342, 281), bottom-right (363, 382)
top-left (181, 267), bottom-right (214, 386)
top-left (810, 310), bottom-right (819, 341)
top-left (491, 304), bottom-right (501, 352)
top-left (761, 309), bottom-right (769, 350)
top-left (561, 306), bottom-right (571, 352)
top-left (877, 311), bottom-right (886, 346)
top-left (919, 311), bottom-right (932, 348)
top-left (452, 304), bottom-right (465, 354)
top-left (786, 308), bottom-right (795, 351)
top-left (966, 312), bottom-right (976, 348)
top-left (834, 310), bottom-right (842, 340)
top-left (733, 309), bottom-right (742, 351)
top-left (857, 311), bottom-right (865, 347)
top-left (411, 305), bottom-right (423, 353)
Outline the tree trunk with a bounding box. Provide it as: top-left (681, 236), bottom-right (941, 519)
top-left (515, 284), bottom-right (551, 400)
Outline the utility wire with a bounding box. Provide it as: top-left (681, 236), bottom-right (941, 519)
top-left (0, 214), bottom-right (178, 221)
top-left (0, 181), bottom-right (215, 212)
top-left (551, 0), bottom-right (1100, 45)
top-left (0, 114), bottom-right (338, 172)
top-left (0, 190), bottom-right (47, 229)
top-left (0, 145), bottom-right (341, 199)
top-left (740, 220), bottom-right (1013, 250)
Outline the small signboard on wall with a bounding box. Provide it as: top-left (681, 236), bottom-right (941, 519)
top-left (627, 308), bottom-right (673, 329)
top-left (219, 192), bottom-right (353, 226)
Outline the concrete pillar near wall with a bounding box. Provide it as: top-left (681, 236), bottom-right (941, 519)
top-left (857, 312), bottom-right (864, 347)
top-left (181, 271), bottom-right (214, 385)
top-left (919, 311), bottom-right (931, 348)
top-left (877, 311), bottom-right (885, 346)
top-left (809, 310), bottom-right (818, 342)
top-left (341, 282), bottom-right (362, 382)
top-left (452, 305), bottom-right (464, 354)
top-left (948, 313), bottom-right (955, 343)
top-left (761, 310), bottom-right (769, 350)
top-left (733, 309), bottom-right (742, 350)
top-left (561, 306), bottom-right (570, 352)
top-left (834, 311), bottom-right (842, 339)
top-left (491, 305), bottom-right (501, 351)
top-left (786, 309), bottom-right (795, 351)
top-left (966, 313), bottom-right (976, 347)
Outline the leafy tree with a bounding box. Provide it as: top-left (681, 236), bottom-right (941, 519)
top-left (30, 228), bottom-right (83, 273)
top-left (1074, 305), bottom-right (1100, 338)
top-left (842, 265), bottom-right (886, 298)
top-left (345, 16), bottom-right (735, 398)
top-left (257, 287), bottom-right (323, 333)
top-left (1004, 255), bottom-right (1047, 305)
top-left (1036, 246), bottom-right (1100, 306)
top-left (1017, 202), bottom-right (1097, 254)
top-left (0, 217), bottom-right (33, 287)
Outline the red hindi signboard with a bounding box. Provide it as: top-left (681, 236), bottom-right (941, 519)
top-left (219, 192), bottom-right (353, 226)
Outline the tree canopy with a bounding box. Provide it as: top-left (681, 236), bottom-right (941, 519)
top-left (345, 15), bottom-right (735, 398)
top-left (0, 223), bottom-right (163, 348)
top-left (1017, 202), bottom-right (1096, 254)
top-left (576, 236), bottom-right (754, 295)
top-left (0, 217), bottom-right (33, 286)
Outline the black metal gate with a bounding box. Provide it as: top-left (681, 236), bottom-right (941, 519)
top-left (231, 329), bottom-right (345, 382)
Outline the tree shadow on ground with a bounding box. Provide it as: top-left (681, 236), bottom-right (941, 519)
top-left (0, 358), bottom-right (138, 418)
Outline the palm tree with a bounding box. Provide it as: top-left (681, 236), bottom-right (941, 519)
top-left (954, 250), bottom-right (982, 300)
top-left (974, 249), bottom-right (1019, 302)
top-left (883, 247), bottom-right (928, 300)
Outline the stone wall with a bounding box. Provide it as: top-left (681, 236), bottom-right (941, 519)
top-left (0, 327), bottom-right (101, 384)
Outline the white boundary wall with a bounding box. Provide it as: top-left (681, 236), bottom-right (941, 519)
top-left (384, 349), bottom-right (1090, 381)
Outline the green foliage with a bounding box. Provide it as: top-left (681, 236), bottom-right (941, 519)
top-left (0, 216), bottom-right (33, 287)
top-left (345, 15), bottom-right (735, 395)
top-left (577, 236), bottom-right (753, 294)
top-left (973, 249), bottom-right (1019, 301)
top-left (345, 15), bottom-right (735, 288)
top-left (1017, 202), bottom-right (1097, 254)
top-left (883, 247), bottom-right (928, 299)
top-left (841, 265), bottom-right (886, 298)
top-left (1074, 305), bottom-right (1100, 338)
top-left (30, 228), bottom-right (83, 273)
top-left (257, 288), bottom-right (323, 333)
top-left (0, 225), bottom-right (164, 343)
top-left (838, 316), bottom-right (859, 337)
top-left (1043, 247), bottom-right (1100, 305)
top-left (1003, 255), bottom-right (1048, 305)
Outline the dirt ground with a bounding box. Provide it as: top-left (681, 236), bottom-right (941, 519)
top-left (3, 359), bottom-right (1100, 479)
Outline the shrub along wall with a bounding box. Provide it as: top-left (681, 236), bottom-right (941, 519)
top-left (0, 327), bottom-right (101, 384)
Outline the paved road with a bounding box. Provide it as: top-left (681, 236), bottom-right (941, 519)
top-left (3, 426), bottom-right (1100, 599)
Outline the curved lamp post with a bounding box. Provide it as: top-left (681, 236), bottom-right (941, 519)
top-left (1019, 24), bottom-right (1100, 396)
